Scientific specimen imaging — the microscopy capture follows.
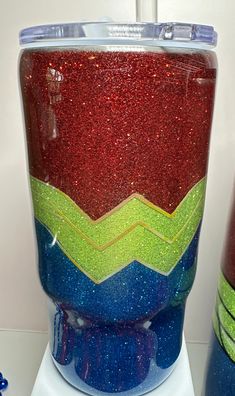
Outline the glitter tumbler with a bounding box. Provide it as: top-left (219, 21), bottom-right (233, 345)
top-left (19, 22), bottom-right (217, 395)
top-left (204, 195), bottom-right (235, 396)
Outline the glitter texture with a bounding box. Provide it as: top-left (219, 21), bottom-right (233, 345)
top-left (205, 334), bottom-right (235, 396)
top-left (213, 273), bottom-right (235, 362)
top-left (42, 223), bottom-right (198, 394)
top-left (49, 303), bottom-right (185, 395)
top-left (20, 49), bottom-right (216, 220)
top-left (31, 176), bottom-right (205, 282)
top-left (205, 198), bottom-right (235, 395)
top-left (31, 176), bottom-right (205, 244)
top-left (37, 220), bottom-right (199, 322)
top-left (20, 46), bottom-right (217, 395)
top-left (222, 199), bottom-right (235, 288)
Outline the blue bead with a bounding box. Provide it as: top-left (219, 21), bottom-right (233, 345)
top-left (0, 374), bottom-right (2, 380)
top-left (0, 379), bottom-right (8, 390)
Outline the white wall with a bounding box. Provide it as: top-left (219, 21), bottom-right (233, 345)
top-left (0, 0), bottom-right (235, 343)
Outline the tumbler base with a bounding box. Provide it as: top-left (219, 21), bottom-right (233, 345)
top-left (31, 337), bottom-right (194, 396)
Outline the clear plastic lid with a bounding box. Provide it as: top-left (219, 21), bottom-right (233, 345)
top-left (19, 22), bottom-right (217, 49)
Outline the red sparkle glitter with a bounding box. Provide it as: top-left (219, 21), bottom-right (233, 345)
top-left (20, 49), bottom-right (216, 219)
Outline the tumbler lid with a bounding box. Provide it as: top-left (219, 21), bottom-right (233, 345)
top-left (19, 22), bottom-right (217, 49)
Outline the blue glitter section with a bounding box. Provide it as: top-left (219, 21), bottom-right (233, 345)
top-left (36, 220), bottom-right (200, 323)
top-left (150, 304), bottom-right (185, 369)
top-left (48, 301), bottom-right (184, 395)
top-left (204, 332), bottom-right (235, 396)
top-left (35, 220), bottom-right (200, 394)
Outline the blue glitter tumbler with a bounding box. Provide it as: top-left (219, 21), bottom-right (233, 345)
top-left (204, 196), bottom-right (235, 395)
top-left (204, 334), bottom-right (235, 396)
top-left (19, 22), bottom-right (217, 395)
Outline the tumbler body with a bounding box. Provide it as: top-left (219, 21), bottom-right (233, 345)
top-left (19, 27), bottom-right (217, 395)
top-left (205, 198), bottom-right (235, 396)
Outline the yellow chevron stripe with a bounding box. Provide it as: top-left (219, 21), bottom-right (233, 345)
top-left (31, 176), bottom-right (205, 282)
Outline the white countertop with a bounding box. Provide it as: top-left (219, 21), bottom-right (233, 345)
top-left (0, 330), bottom-right (208, 396)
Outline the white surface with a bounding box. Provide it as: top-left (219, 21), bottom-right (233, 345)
top-left (0, 330), bottom-right (206, 396)
top-left (187, 342), bottom-right (209, 396)
top-left (32, 338), bottom-right (194, 396)
top-left (1, 0), bottom-right (235, 343)
top-left (0, 330), bottom-right (48, 396)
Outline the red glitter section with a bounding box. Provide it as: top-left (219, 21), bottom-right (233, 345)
top-left (222, 197), bottom-right (235, 288)
top-left (20, 49), bottom-right (216, 219)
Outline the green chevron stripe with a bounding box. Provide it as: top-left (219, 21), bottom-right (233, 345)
top-left (30, 176), bottom-right (204, 283)
top-left (31, 177), bottom-right (205, 246)
top-left (221, 327), bottom-right (235, 362)
top-left (213, 308), bottom-right (222, 345)
top-left (218, 272), bottom-right (235, 318)
top-left (213, 273), bottom-right (235, 362)
top-left (34, 200), bottom-right (202, 282)
top-left (218, 298), bottom-right (235, 340)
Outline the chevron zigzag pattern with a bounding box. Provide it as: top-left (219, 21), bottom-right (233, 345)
top-left (31, 176), bottom-right (206, 283)
top-left (213, 272), bottom-right (235, 363)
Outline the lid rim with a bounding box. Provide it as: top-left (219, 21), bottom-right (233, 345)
top-left (19, 22), bottom-right (218, 47)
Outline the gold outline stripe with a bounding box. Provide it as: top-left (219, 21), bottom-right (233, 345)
top-left (31, 176), bottom-right (205, 223)
top-left (41, 216), bottom-right (200, 284)
top-left (34, 194), bottom-right (203, 250)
